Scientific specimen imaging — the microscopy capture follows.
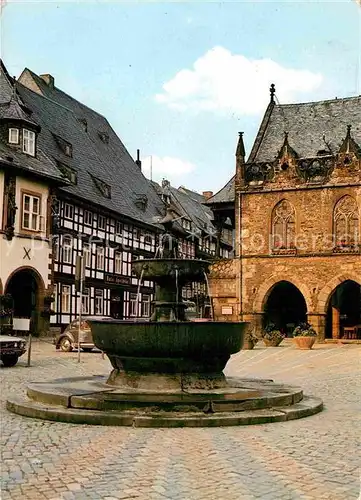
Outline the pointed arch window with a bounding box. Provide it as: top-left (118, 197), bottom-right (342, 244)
top-left (334, 196), bottom-right (359, 248)
top-left (271, 200), bottom-right (295, 250)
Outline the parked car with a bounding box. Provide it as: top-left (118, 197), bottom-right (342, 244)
top-left (0, 335), bottom-right (27, 367)
top-left (55, 316), bottom-right (111, 352)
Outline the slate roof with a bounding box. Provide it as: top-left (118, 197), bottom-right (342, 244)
top-left (151, 180), bottom-right (215, 235)
top-left (0, 62), bottom-right (65, 184)
top-left (16, 68), bottom-right (165, 227)
top-left (205, 176), bottom-right (235, 205)
top-left (250, 96), bottom-right (361, 162)
top-left (206, 95), bottom-right (361, 205)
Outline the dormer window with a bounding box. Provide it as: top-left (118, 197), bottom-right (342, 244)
top-left (90, 174), bottom-right (111, 199)
top-left (9, 128), bottom-right (19, 144)
top-left (23, 129), bottom-right (35, 156)
top-left (52, 134), bottom-right (73, 157)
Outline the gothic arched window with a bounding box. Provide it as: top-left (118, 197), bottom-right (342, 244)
top-left (271, 200), bottom-right (295, 249)
top-left (334, 196), bottom-right (359, 247)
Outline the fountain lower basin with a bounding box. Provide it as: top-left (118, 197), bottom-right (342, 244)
top-left (89, 319), bottom-right (246, 390)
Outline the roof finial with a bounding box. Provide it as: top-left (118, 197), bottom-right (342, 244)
top-left (236, 131), bottom-right (245, 159)
top-left (346, 124), bottom-right (352, 136)
top-left (270, 83), bottom-right (276, 103)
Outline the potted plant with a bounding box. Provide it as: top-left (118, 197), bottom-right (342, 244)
top-left (243, 330), bottom-right (259, 350)
top-left (292, 322), bottom-right (317, 349)
top-left (262, 323), bottom-right (284, 347)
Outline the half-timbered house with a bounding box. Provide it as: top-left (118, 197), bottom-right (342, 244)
top-left (14, 66), bottom-right (167, 330)
top-left (151, 179), bottom-right (234, 316)
top-left (0, 61), bottom-right (67, 335)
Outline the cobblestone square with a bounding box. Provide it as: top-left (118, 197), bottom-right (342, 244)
top-left (1, 340), bottom-right (360, 500)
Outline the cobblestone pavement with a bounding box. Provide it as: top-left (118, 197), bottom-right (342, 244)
top-left (1, 340), bottom-right (360, 500)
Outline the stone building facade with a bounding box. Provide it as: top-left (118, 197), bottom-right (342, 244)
top-left (208, 88), bottom-right (361, 340)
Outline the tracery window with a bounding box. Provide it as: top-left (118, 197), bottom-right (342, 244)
top-left (271, 200), bottom-right (295, 249)
top-left (334, 196), bottom-right (359, 247)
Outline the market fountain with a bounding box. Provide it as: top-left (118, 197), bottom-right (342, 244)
top-left (7, 213), bottom-right (323, 427)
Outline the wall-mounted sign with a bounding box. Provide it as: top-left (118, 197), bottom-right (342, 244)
top-left (13, 318), bottom-right (31, 331)
top-left (104, 274), bottom-right (131, 285)
top-left (221, 306), bottom-right (233, 315)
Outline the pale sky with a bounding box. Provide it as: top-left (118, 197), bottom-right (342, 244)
top-left (1, 0), bottom-right (360, 194)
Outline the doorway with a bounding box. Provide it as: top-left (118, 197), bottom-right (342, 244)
top-left (263, 281), bottom-right (307, 337)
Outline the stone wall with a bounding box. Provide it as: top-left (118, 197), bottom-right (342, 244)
top-left (208, 258), bottom-right (239, 322)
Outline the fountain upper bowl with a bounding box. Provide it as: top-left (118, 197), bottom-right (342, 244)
top-left (132, 258), bottom-right (210, 283)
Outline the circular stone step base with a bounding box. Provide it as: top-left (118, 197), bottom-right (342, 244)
top-left (6, 395), bottom-right (323, 427)
top-left (6, 376), bottom-right (323, 427)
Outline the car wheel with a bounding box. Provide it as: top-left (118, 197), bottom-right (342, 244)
top-left (82, 348), bottom-right (93, 352)
top-left (1, 355), bottom-right (19, 367)
top-left (59, 337), bottom-right (73, 352)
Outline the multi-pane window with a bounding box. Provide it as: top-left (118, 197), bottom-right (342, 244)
top-left (271, 200), bottom-right (295, 249)
top-left (23, 129), bottom-right (36, 156)
top-left (96, 246), bottom-right (104, 270)
top-left (81, 288), bottom-right (90, 315)
top-left (95, 289), bottom-right (103, 315)
top-left (83, 243), bottom-right (91, 267)
top-left (141, 295), bottom-right (151, 317)
top-left (84, 210), bottom-right (93, 226)
top-left (22, 194), bottom-right (40, 231)
top-left (114, 251), bottom-right (122, 274)
top-left (63, 236), bottom-right (72, 264)
top-left (130, 293), bottom-right (138, 317)
top-left (9, 128), bottom-right (19, 144)
top-left (64, 203), bottom-right (74, 220)
top-left (98, 215), bottom-right (106, 230)
top-left (61, 285), bottom-right (71, 313)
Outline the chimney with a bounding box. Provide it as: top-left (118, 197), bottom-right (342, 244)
top-left (135, 149), bottom-right (142, 170)
top-left (202, 191), bottom-right (213, 200)
top-left (40, 74), bottom-right (55, 89)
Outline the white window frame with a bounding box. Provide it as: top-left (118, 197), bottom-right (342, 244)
top-left (63, 236), bottom-right (72, 264)
top-left (114, 251), bottom-right (122, 274)
top-left (96, 246), bottom-right (104, 270)
top-left (83, 243), bottom-right (91, 267)
top-left (64, 203), bottom-right (74, 220)
top-left (130, 293), bottom-right (138, 317)
top-left (9, 128), bottom-right (19, 144)
top-left (22, 193), bottom-right (41, 231)
top-left (23, 129), bottom-right (36, 156)
top-left (84, 210), bottom-right (93, 226)
top-left (98, 215), bottom-right (106, 230)
top-left (141, 295), bottom-right (151, 317)
top-left (81, 288), bottom-right (90, 315)
top-left (95, 289), bottom-right (103, 315)
top-left (62, 285), bottom-right (71, 313)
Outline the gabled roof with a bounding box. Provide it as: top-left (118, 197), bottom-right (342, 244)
top-left (16, 68), bottom-right (165, 227)
top-left (250, 96), bottom-right (361, 163)
top-left (206, 93), bottom-right (361, 205)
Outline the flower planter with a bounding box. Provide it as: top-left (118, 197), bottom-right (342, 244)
top-left (243, 340), bottom-right (256, 350)
top-left (293, 337), bottom-right (316, 350)
top-left (263, 338), bottom-right (283, 347)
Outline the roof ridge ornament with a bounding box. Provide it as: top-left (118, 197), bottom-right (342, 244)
top-left (270, 83), bottom-right (276, 103)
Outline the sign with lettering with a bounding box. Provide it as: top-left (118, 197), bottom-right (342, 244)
top-left (221, 306), bottom-right (233, 315)
top-left (104, 274), bottom-right (131, 285)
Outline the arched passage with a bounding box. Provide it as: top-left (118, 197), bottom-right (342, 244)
top-left (263, 281), bottom-right (307, 337)
top-left (5, 267), bottom-right (45, 335)
top-left (325, 280), bottom-right (361, 339)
